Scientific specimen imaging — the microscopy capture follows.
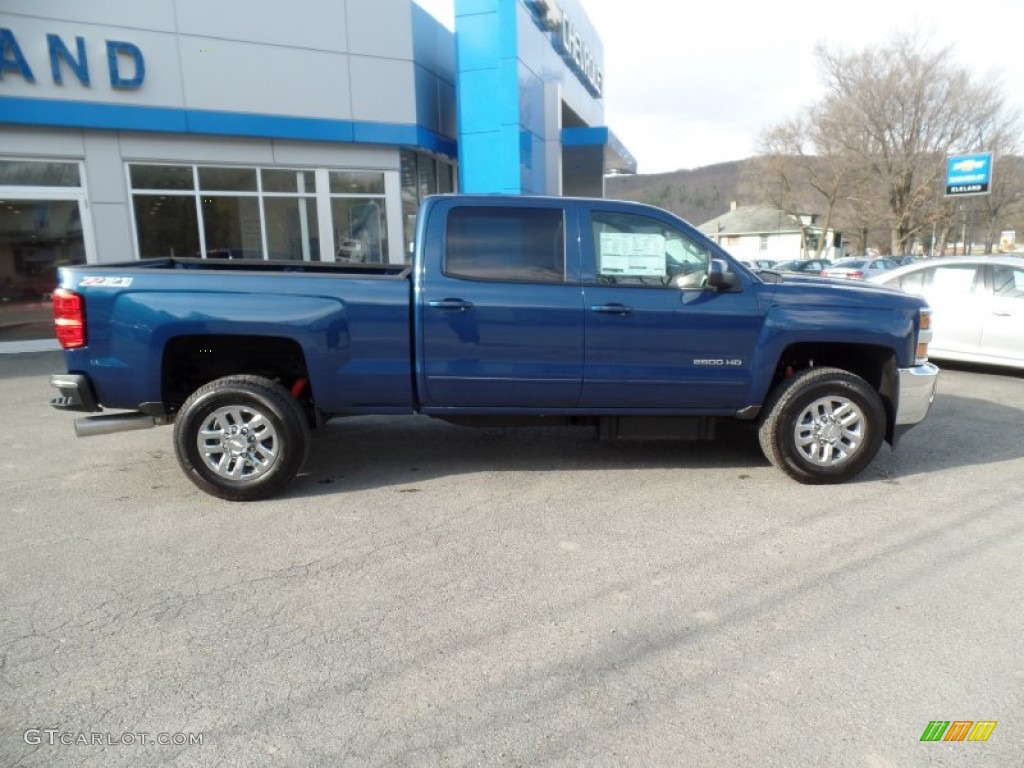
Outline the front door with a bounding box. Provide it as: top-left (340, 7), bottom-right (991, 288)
top-left (579, 206), bottom-right (763, 410)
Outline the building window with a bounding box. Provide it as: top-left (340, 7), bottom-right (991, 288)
top-left (264, 197), bottom-right (318, 261)
top-left (759, 234), bottom-right (769, 251)
top-left (130, 164), bottom-right (200, 259)
top-left (132, 194), bottom-right (199, 259)
top-left (128, 164), bottom-right (387, 262)
top-left (0, 160), bottom-right (81, 187)
top-left (201, 195), bottom-right (262, 259)
top-left (0, 159), bottom-right (89, 341)
top-left (445, 206), bottom-right (565, 283)
top-left (329, 171), bottom-right (386, 264)
top-left (400, 150), bottom-right (457, 259)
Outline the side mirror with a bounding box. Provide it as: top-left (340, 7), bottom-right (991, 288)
top-left (707, 258), bottom-right (738, 290)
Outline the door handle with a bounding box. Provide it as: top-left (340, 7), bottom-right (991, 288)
top-left (428, 298), bottom-right (474, 311)
top-left (590, 303), bottom-right (634, 316)
top-left (992, 310), bottom-right (1012, 317)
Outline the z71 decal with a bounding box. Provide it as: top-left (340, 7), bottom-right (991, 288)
top-left (80, 277), bottom-right (134, 288)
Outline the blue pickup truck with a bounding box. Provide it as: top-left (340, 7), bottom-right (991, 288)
top-left (50, 195), bottom-right (938, 499)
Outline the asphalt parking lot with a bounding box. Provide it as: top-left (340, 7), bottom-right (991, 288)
top-left (2, 351), bottom-right (1022, 767)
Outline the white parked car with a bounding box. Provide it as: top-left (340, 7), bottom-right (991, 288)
top-left (870, 256), bottom-right (1024, 370)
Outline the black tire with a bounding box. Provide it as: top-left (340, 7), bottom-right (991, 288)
top-left (173, 375), bottom-right (310, 501)
top-left (758, 367), bottom-right (885, 485)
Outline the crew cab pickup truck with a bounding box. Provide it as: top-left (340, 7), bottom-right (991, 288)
top-left (50, 195), bottom-right (938, 500)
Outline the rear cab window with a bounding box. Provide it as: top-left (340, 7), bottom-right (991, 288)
top-left (444, 207), bottom-right (566, 283)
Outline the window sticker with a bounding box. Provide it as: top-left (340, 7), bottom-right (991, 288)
top-left (599, 232), bottom-right (666, 277)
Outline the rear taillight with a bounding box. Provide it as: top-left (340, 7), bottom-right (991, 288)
top-left (53, 289), bottom-right (86, 349)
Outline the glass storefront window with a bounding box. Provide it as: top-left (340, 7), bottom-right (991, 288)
top-left (128, 163), bottom-right (403, 263)
top-left (331, 198), bottom-right (386, 263)
top-left (417, 156), bottom-right (437, 199)
top-left (198, 166), bottom-right (258, 192)
top-left (264, 197), bottom-right (319, 260)
top-left (329, 171), bottom-right (385, 195)
top-left (133, 195), bottom-right (199, 258)
top-left (0, 160), bottom-right (80, 187)
top-left (438, 163), bottom-right (454, 194)
top-left (400, 150), bottom-right (457, 259)
top-left (129, 165), bottom-right (194, 191)
top-left (262, 169), bottom-right (315, 194)
top-left (400, 151), bottom-right (420, 257)
top-left (201, 197), bottom-right (263, 259)
top-left (0, 199), bottom-right (86, 341)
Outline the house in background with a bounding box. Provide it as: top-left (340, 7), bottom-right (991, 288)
top-left (698, 202), bottom-right (843, 262)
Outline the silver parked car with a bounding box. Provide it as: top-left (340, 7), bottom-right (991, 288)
top-left (870, 256), bottom-right (1024, 370)
top-left (772, 258), bottom-right (832, 274)
top-left (822, 257), bottom-right (901, 279)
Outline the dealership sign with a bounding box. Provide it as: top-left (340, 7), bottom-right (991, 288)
top-left (946, 152), bottom-right (992, 196)
top-left (528, 0), bottom-right (603, 97)
top-left (0, 28), bottom-right (145, 89)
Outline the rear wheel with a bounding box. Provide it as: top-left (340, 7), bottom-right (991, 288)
top-left (759, 367), bottom-right (885, 484)
top-left (173, 375), bottom-right (309, 501)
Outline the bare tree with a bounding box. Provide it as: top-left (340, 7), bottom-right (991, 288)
top-left (755, 31), bottom-right (1021, 257)
top-left (754, 115), bottom-right (855, 257)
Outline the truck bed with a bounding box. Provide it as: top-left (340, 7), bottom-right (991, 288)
top-left (57, 258), bottom-right (415, 415)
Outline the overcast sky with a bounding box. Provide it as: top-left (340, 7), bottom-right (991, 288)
top-left (415, 0), bottom-right (1024, 175)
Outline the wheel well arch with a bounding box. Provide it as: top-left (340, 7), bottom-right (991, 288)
top-left (162, 335), bottom-right (310, 413)
top-left (772, 342), bottom-right (899, 443)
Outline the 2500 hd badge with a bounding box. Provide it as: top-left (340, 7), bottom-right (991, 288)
top-left (693, 358), bottom-right (744, 366)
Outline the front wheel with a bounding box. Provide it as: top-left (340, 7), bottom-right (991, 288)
top-left (173, 375), bottom-right (310, 501)
top-left (758, 367), bottom-right (885, 484)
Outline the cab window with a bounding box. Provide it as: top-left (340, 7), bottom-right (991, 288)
top-left (445, 207), bottom-right (565, 283)
top-left (590, 211), bottom-right (710, 288)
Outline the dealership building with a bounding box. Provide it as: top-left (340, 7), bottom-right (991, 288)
top-left (0, 0), bottom-right (634, 343)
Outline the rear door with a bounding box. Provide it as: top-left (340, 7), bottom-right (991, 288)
top-left (417, 199), bottom-right (584, 408)
top-left (578, 204), bottom-right (764, 409)
top-left (980, 264), bottom-right (1024, 364)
